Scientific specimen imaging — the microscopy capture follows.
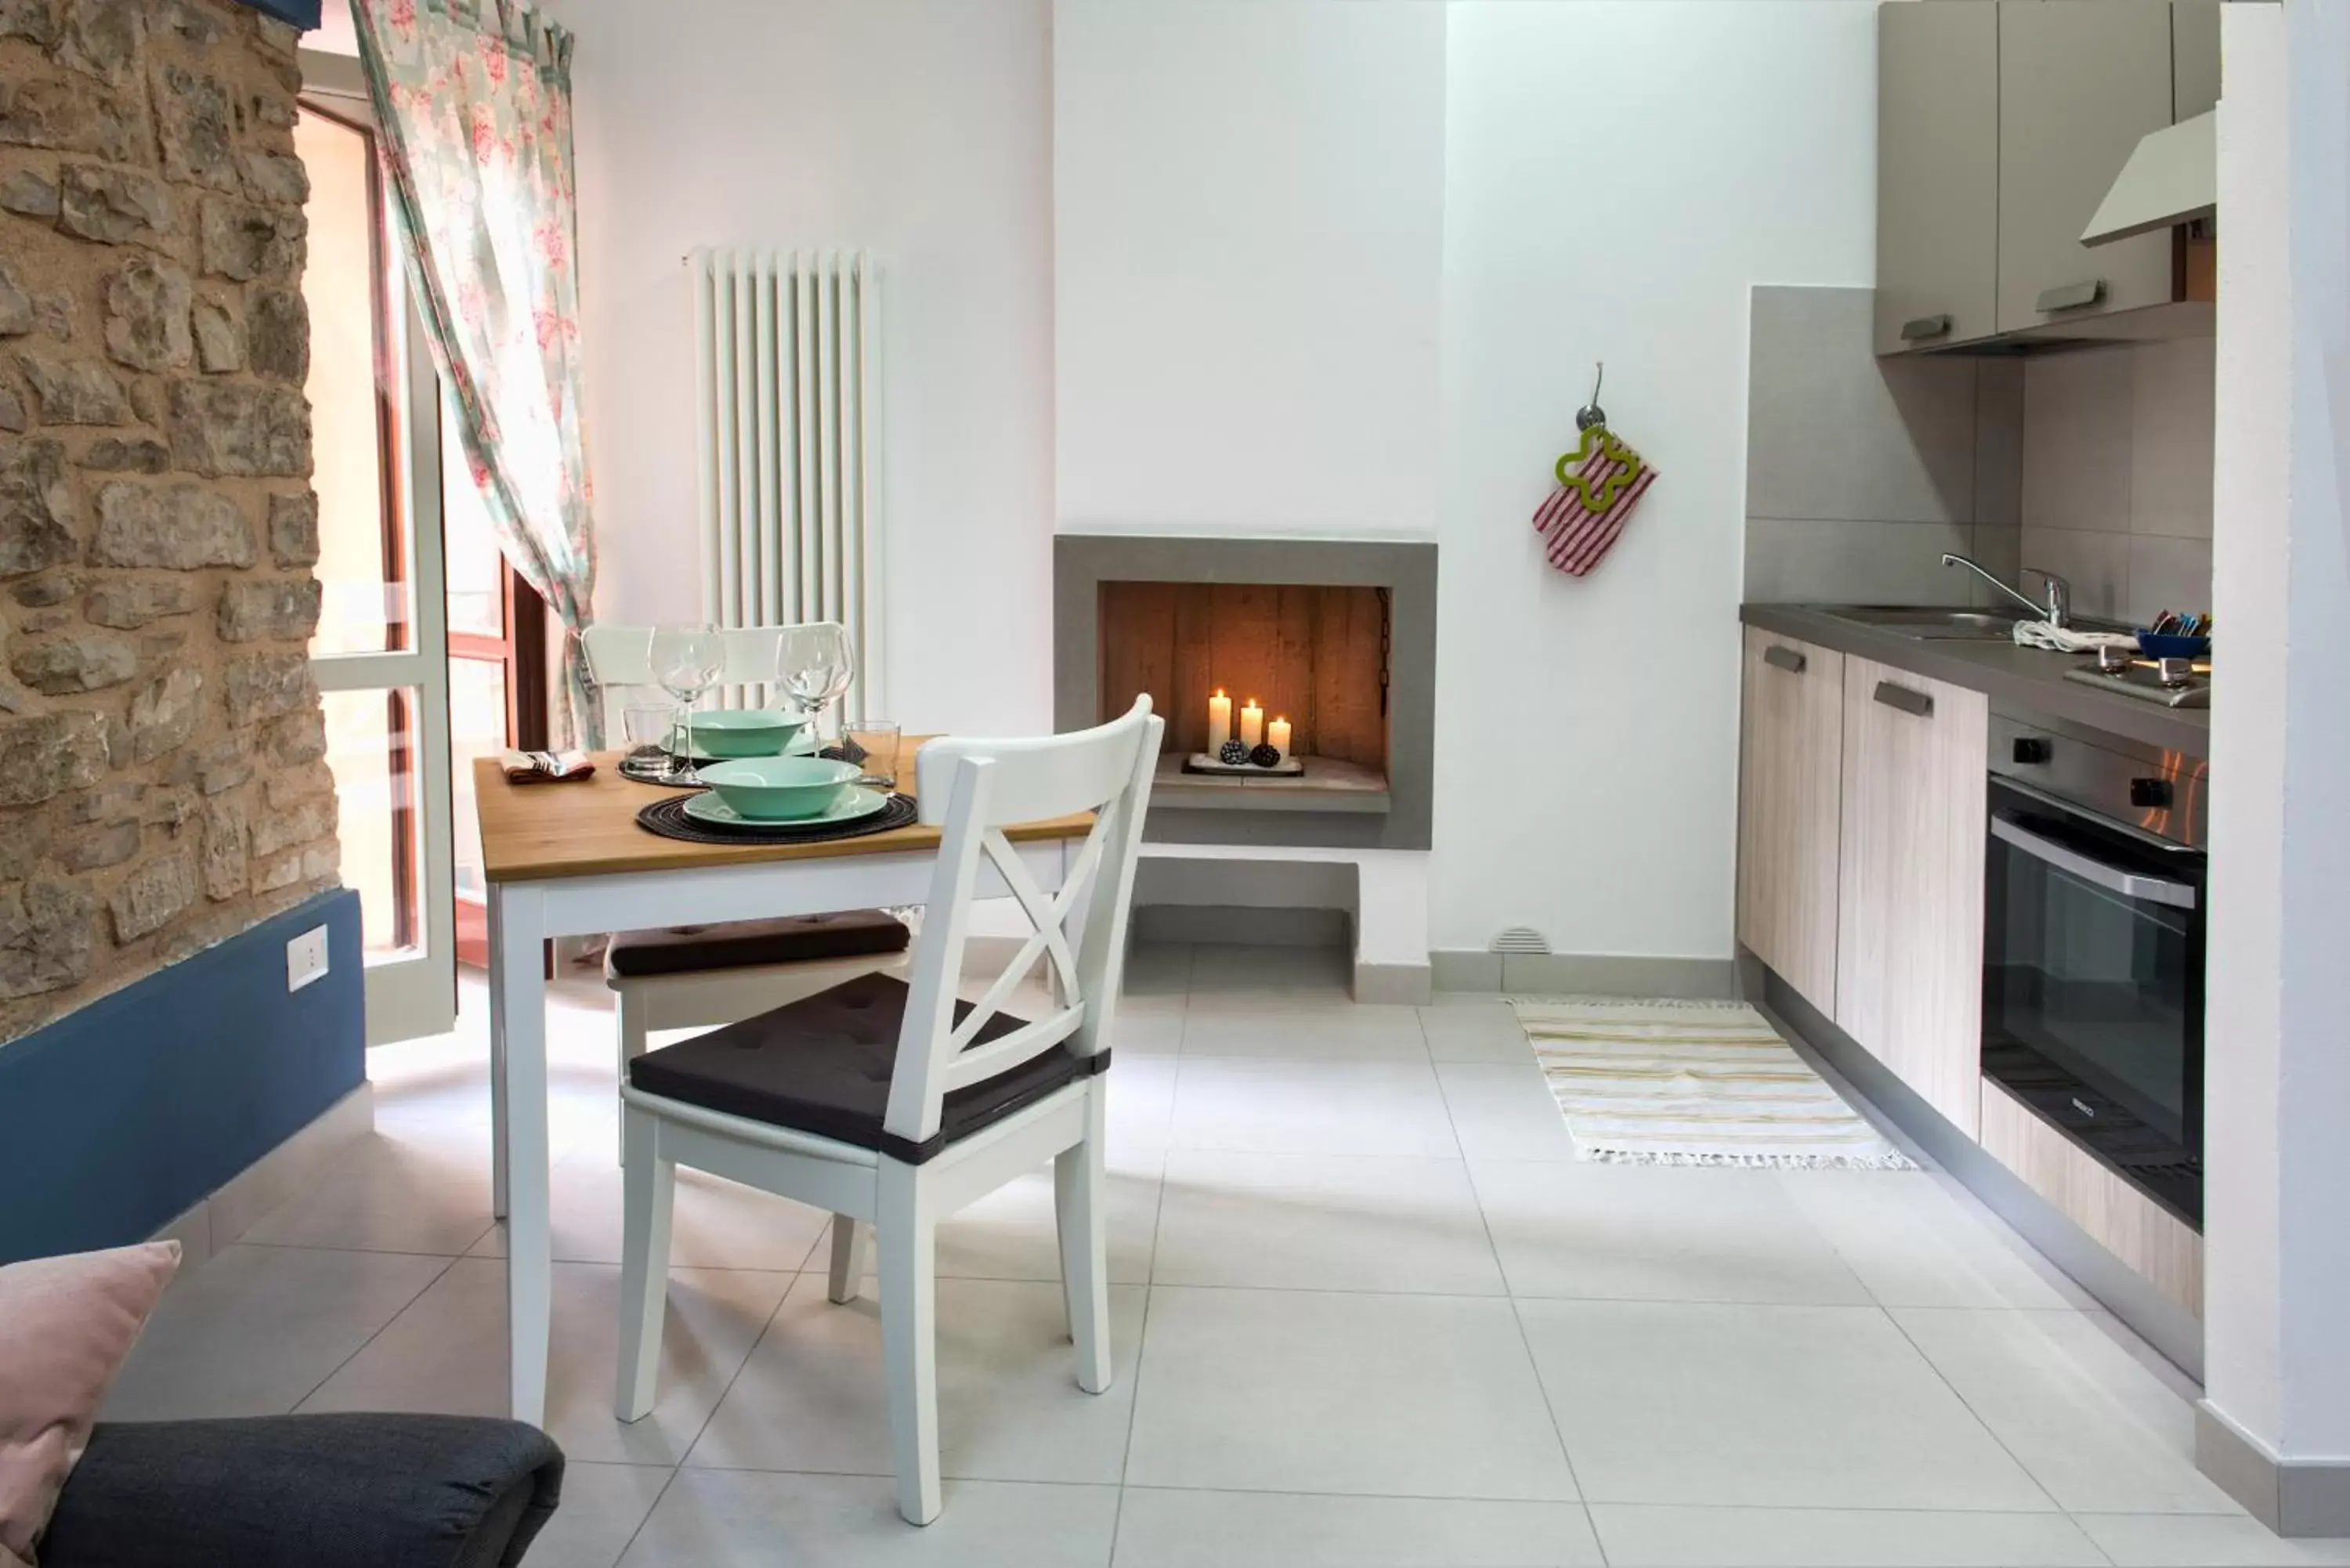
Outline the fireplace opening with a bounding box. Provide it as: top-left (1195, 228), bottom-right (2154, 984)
top-left (1096, 580), bottom-right (1390, 812)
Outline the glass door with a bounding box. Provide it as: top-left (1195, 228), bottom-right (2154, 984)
top-left (298, 102), bottom-right (458, 1046)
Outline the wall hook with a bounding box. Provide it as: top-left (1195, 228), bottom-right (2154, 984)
top-left (1576, 362), bottom-right (1608, 431)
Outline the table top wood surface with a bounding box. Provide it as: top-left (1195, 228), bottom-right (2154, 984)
top-left (473, 738), bottom-right (1094, 883)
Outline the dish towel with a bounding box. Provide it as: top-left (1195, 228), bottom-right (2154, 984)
top-left (1531, 421), bottom-right (1658, 576)
top-left (2011, 620), bottom-right (2137, 654)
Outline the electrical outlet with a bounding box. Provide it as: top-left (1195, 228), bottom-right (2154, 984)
top-left (287, 925), bottom-right (329, 992)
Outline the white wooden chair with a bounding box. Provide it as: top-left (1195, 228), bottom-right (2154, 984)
top-left (579, 623), bottom-right (910, 1155)
top-left (613, 696), bottom-right (1163, 1526)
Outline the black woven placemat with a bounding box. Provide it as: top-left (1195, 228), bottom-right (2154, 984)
top-left (635, 790), bottom-right (918, 846)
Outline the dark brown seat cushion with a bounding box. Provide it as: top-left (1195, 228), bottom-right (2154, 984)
top-left (605, 910), bottom-right (909, 980)
top-left (626, 972), bottom-right (1107, 1164)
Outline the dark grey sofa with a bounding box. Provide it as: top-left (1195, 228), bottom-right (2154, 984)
top-left (38, 1414), bottom-right (564, 1568)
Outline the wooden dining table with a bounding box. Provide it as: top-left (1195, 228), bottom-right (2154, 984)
top-left (472, 740), bottom-right (1094, 1425)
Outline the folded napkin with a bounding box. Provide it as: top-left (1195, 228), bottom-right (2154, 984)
top-left (500, 749), bottom-right (596, 784)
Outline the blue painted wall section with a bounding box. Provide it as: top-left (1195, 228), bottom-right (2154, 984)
top-left (240, 0), bottom-right (323, 28)
top-left (0, 889), bottom-right (365, 1264)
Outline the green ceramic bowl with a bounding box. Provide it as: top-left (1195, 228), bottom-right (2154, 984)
top-left (670, 709), bottom-right (809, 761)
top-left (696, 755), bottom-right (862, 820)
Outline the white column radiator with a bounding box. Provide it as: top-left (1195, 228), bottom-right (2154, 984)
top-left (689, 247), bottom-right (884, 713)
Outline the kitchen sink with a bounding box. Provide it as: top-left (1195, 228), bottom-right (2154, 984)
top-left (1819, 605), bottom-right (2135, 643)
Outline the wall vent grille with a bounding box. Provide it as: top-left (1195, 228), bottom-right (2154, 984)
top-left (1489, 927), bottom-right (1552, 956)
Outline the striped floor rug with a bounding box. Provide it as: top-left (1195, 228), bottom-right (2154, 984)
top-left (1510, 997), bottom-right (1917, 1170)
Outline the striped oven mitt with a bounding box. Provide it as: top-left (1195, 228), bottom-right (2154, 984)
top-left (1531, 419), bottom-right (1658, 577)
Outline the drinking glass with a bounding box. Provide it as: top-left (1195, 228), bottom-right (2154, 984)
top-left (623, 704), bottom-right (679, 781)
top-left (842, 718), bottom-right (901, 789)
top-left (649, 625), bottom-right (726, 785)
top-left (775, 623), bottom-right (855, 741)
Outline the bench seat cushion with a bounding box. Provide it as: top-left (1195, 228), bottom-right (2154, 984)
top-left (625, 972), bottom-right (1106, 1164)
top-left (605, 911), bottom-right (909, 980)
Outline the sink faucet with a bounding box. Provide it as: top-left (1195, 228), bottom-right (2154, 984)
top-left (1940, 554), bottom-right (2072, 630)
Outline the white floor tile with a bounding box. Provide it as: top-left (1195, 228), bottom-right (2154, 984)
top-left (1515, 1299), bottom-right (2052, 1512)
top-left (1121, 942), bottom-right (1195, 998)
top-left (1152, 1151), bottom-right (1502, 1294)
top-left (686, 1274), bottom-right (1144, 1485)
top-left (518, 1462), bottom-right (674, 1568)
top-left (104, 1245), bottom-right (451, 1420)
top-left (622, 1472), bottom-right (1120, 1567)
top-left (1168, 1059), bottom-right (1459, 1156)
top-left (2075, 1513), bottom-right (2350, 1566)
top-left (1588, 1503), bottom-right (2106, 1566)
top-left (1105, 1057), bottom-right (1177, 1151)
top-left (1436, 1064), bottom-right (1581, 1161)
top-left (297, 1257), bottom-right (790, 1466)
top-left (1112, 1489), bottom-right (1600, 1567)
top-left (1188, 942), bottom-right (1353, 996)
top-left (1123, 1286), bottom-right (1577, 1501)
top-left (233, 1129), bottom-right (497, 1256)
top-left (1471, 1161), bottom-right (1872, 1306)
top-left (844, 1148), bottom-right (1162, 1287)
top-left (1777, 1168), bottom-right (2093, 1310)
top-left (1419, 1002), bottom-right (1536, 1064)
top-left (1890, 1306), bottom-right (2243, 1513)
top-left (1108, 995), bottom-right (1186, 1056)
top-left (1181, 998), bottom-right (1430, 1061)
top-left (468, 1155), bottom-right (833, 1271)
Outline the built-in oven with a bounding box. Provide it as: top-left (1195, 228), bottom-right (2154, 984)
top-left (1983, 715), bottom-right (2207, 1229)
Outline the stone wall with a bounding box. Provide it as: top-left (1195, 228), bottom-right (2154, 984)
top-left (0, 0), bottom-right (335, 1042)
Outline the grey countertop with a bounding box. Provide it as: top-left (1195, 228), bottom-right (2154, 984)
top-left (1741, 604), bottom-right (2212, 760)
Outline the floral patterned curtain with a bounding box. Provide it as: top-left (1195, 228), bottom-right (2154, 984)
top-left (353, 0), bottom-right (602, 745)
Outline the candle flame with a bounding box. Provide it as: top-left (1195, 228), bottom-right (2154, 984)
top-left (1214, 688), bottom-right (1225, 698)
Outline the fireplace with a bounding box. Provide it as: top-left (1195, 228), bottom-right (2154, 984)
top-left (1054, 535), bottom-right (1435, 851)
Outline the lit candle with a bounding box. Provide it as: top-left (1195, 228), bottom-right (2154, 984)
top-left (1240, 699), bottom-right (1264, 750)
top-left (1207, 689), bottom-right (1232, 753)
top-left (1267, 717), bottom-right (1292, 757)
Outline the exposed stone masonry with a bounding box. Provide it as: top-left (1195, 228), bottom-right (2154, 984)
top-left (0, 0), bottom-right (334, 1039)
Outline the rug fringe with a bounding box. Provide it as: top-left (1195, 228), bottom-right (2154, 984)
top-left (1572, 1146), bottom-right (1919, 1172)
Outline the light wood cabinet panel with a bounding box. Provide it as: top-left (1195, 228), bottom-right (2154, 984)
top-left (1835, 656), bottom-right (1987, 1139)
top-left (1737, 630), bottom-right (1844, 1014)
top-left (1980, 1077), bottom-right (2203, 1317)
top-left (1997, 1), bottom-right (2178, 334)
top-left (1875, 1), bottom-right (2000, 355)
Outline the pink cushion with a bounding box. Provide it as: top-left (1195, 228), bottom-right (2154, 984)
top-left (0, 1242), bottom-right (179, 1567)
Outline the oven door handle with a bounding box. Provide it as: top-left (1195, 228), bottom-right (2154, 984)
top-left (1991, 815), bottom-right (2199, 910)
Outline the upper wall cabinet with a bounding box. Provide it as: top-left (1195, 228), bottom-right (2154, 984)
top-left (1997, 1), bottom-right (2175, 334)
top-left (1877, 1), bottom-right (2221, 356)
top-left (1873, 2), bottom-right (1998, 356)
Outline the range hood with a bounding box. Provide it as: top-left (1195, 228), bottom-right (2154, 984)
top-left (2082, 110), bottom-right (2216, 247)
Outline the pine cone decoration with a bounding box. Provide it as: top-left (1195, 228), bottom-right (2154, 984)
top-left (1250, 742), bottom-right (1282, 768)
top-left (1218, 739), bottom-right (1250, 766)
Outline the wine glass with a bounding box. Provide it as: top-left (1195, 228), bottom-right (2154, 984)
top-left (649, 625), bottom-right (726, 785)
top-left (775, 623), bottom-right (855, 745)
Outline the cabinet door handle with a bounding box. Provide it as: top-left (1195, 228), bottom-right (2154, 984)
top-left (1763, 645), bottom-right (1807, 675)
top-left (1873, 681), bottom-right (1934, 718)
top-left (2035, 279), bottom-right (2107, 313)
top-left (1900, 313), bottom-right (1954, 341)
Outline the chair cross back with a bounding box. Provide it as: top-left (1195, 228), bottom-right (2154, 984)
top-left (882, 698), bottom-right (1162, 1147)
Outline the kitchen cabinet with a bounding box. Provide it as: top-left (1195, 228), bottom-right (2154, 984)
top-left (1873, 2), bottom-right (1999, 356)
top-left (1834, 656), bottom-right (1988, 1140)
top-left (1737, 630), bottom-right (1844, 1016)
top-left (1995, 1), bottom-right (2177, 335)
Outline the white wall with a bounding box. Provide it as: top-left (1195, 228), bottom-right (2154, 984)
top-left (1435, 2), bottom-right (1875, 956)
top-left (1053, 0), bottom-right (1447, 536)
top-left (2204, 0), bottom-right (2350, 1477)
top-left (551, 0), bottom-right (1056, 736)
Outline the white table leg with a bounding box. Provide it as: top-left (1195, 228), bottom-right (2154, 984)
top-left (487, 887), bottom-right (509, 1220)
top-left (489, 882), bottom-right (553, 1426)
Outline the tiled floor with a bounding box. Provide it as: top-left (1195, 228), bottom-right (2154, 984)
top-left (106, 943), bottom-right (2350, 1566)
